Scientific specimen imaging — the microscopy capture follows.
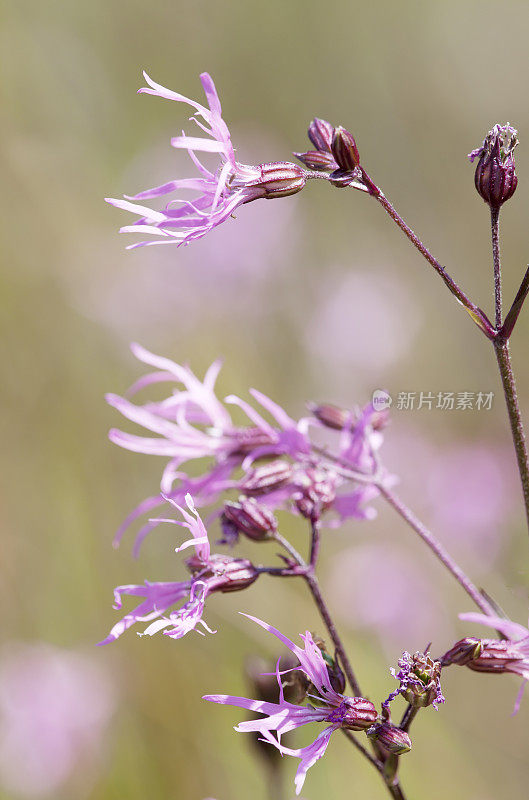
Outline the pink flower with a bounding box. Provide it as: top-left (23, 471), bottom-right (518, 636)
top-left (106, 72), bottom-right (307, 247)
top-left (204, 614), bottom-right (377, 794)
top-left (108, 344), bottom-right (386, 552)
top-left (99, 494), bottom-right (258, 644)
top-left (458, 611), bottom-right (529, 712)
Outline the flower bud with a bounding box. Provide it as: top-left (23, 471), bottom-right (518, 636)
top-left (469, 124), bottom-right (518, 208)
top-left (465, 639), bottom-right (524, 674)
top-left (222, 497), bottom-right (278, 542)
top-left (441, 637), bottom-right (483, 667)
top-left (331, 126), bottom-right (360, 171)
top-left (310, 402), bottom-right (352, 430)
top-left (228, 426), bottom-right (275, 457)
top-left (367, 723), bottom-right (412, 755)
top-left (294, 467), bottom-right (336, 520)
top-left (338, 697), bottom-right (378, 731)
top-left (308, 118), bottom-right (335, 152)
top-left (293, 150), bottom-right (337, 171)
top-left (240, 459), bottom-right (293, 495)
top-left (257, 162), bottom-right (306, 198)
top-left (217, 557), bottom-right (259, 593)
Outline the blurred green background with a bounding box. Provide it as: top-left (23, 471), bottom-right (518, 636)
top-left (2, 0), bottom-right (529, 798)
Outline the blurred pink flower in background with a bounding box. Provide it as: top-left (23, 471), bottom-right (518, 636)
top-left (305, 269), bottom-right (421, 395)
top-left (327, 542), bottom-right (452, 652)
top-left (67, 163), bottom-right (301, 342)
top-left (426, 443), bottom-right (515, 569)
top-left (0, 643), bottom-right (116, 799)
top-left (384, 428), bottom-right (515, 572)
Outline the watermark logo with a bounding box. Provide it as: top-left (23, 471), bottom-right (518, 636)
top-left (372, 390), bottom-right (494, 411)
top-left (372, 389), bottom-right (393, 411)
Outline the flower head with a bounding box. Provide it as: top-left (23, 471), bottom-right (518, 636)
top-left (107, 344), bottom-right (386, 552)
top-left (383, 650), bottom-right (444, 711)
top-left (99, 494), bottom-right (258, 644)
top-left (204, 615), bottom-right (377, 794)
top-left (106, 72), bottom-right (307, 247)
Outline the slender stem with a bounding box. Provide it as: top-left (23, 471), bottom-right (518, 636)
top-left (399, 704), bottom-right (419, 733)
top-left (309, 518), bottom-right (321, 567)
top-left (489, 209), bottom-right (529, 533)
top-left (272, 530), bottom-right (305, 566)
top-left (341, 729), bottom-right (383, 772)
top-left (491, 206), bottom-right (502, 328)
top-left (494, 341), bottom-right (529, 532)
top-left (378, 484), bottom-right (495, 615)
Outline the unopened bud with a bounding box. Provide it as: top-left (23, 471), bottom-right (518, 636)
top-left (441, 637), bottom-right (483, 667)
top-left (228, 426), bottom-right (275, 457)
top-left (240, 459), bottom-right (293, 495)
top-left (222, 497), bottom-right (277, 542)
top-left (308, 118), bottom-right (335, 152)
top-left (217, 557), bottom-right (259, 593)
top-left (367, 723), bottom-right (412, 755)
top-left (294, 149), bottom-right (337, 171)
top-left (465, 639), bottom-right (523, 674)
top-left (469, 124), bottom-right (518, 208)
top-left (258, 162), bottom-right (306, 199)
top-left (338, 697), bottom-right (378, 731)
top-left (294, 467), bottom-right (336, 520)
top-left (310, 402), bottom-right (352, 430)
top-left (331, 126), bottom-right (360, 171)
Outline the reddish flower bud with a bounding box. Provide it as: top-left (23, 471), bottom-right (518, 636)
top-left (308, 118), bottom-right (335, 152)
top-left (338, 697), bottom-right (378, 731)
top-left (294, 467), bottom-right (336, 520)
top-left (217, 557), bottom-right (259, 593)
top-left (309, 402), bottom-right (352, 430)
top-left (469, 124), bottom-right (518, 208)
top-left (293, 149), bottom-right (337, 171)
top-left (331, 126), bottom-right (360, 171)
top-left (367, 723), bottom-right (412, 755)
top-left (240, 459), bottom-right (293, 495)
top-left (441, 637), bottom-right (483, 667)
top-left (227, 426), bottom-right (276, 457)
top-left (257, 162), bottom-right (306, 198)
top-left (222, 497), bottom-right (278, 542)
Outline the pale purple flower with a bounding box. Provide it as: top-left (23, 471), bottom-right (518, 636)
top-left (99, 494), bottom-right (258, 644)
top-left (106, 72), bottom-right (307, 247)
top-left (459, 611), bottom-right (529, 712)
top-left (204, 614), bottom-right (377, 794)
top-left (0, 643), bottom-right (115, 798)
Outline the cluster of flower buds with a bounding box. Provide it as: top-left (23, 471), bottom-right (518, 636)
top-left (367, 722), bottom-right (412, 755)
top-left (295, 118), bottom-right (368, 190)
top-left (469, 124), bottom-right (518, 208)
top-left (221, 497), bottom-right (278, 543)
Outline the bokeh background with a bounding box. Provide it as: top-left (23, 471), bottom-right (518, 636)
top-left (2, 1), bottom-right (529, 798)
